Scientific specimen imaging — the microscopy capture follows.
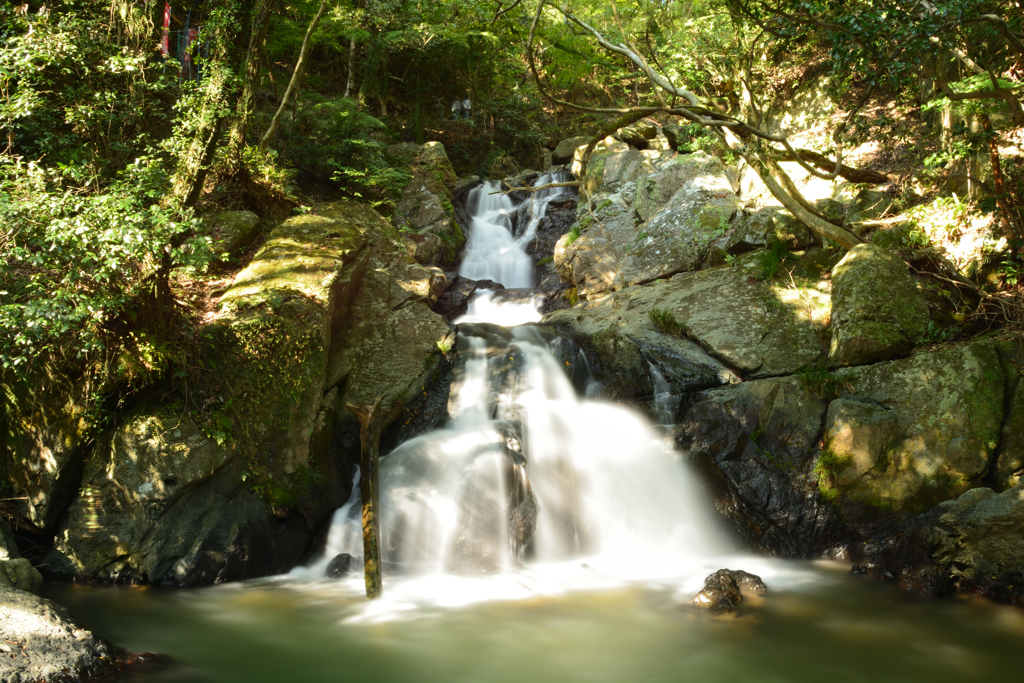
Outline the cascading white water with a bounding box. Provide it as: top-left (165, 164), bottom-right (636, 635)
top-left (295, 169), bottom-right (729, 605)
top-left (458, 173), bottom-right (572, 289)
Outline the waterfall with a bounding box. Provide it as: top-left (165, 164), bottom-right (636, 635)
top-left (298, 168), bottom-right (725, 589)
top-left (458, 172), bottom-right (573, 289)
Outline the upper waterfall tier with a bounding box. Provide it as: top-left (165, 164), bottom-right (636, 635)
top-left (458, 173), bottom-right (573, 290)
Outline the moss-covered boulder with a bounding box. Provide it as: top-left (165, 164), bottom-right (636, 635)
top-left (326, 232), bottom-right (454, 416)
top-left (2, 367), bottom-right (92, 532)
top-left (824, 341), bottom-right (1005, 512)
top-left (829, 244), bottom-right (929, 367)
top-left (208, 210), bottom-right (259, 258)
top-left (552, 136), bottom-right (589, 165)
top-left (0, 558), bottom-right (43, 593)
top-left (393, 142), bottom-right (462, 265)
top-left (994, 382), bottom-right (1024, 490)
top-left (44, 201), bottom-right (389, 584)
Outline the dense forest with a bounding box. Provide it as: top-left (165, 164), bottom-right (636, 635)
top-left (2, 1), bottom-right (1022, 406)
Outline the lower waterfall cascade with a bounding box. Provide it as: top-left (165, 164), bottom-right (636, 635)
top-left (291, 172), bottom-right (731, 609)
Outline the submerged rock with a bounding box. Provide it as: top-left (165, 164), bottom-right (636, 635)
top-left (0, 584), bottom-right (113, 682)
top-left (691, 568), bottom-right (765, 611)
top-left (326, 553), bottom-right (359, 578)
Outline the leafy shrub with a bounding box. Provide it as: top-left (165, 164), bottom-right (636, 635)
top-left (649, 308), bottom-right (684, 336)
top-left (756, 241), bottom-right (791, 280)
top-left (272, 95), bottom-right (410, 209)
top-left (0, 157), bottom-right (213, 370)
top-left (796, 363), bottom-right (852, 401)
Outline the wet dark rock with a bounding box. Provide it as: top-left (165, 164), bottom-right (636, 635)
top-left (1, 584), bottom-right (114, 682)
top-left (434, 276), bottom-right (505, 320)
top-left (691, 568), bottom-right (766, 611)
top-left (691, 570), bottom-right (742, 611)
top-left (524, 195), bottom-right (578, 264)
top-left (676, 377), bottom-right (849, 557)
top-left (326, 553), bottom-right (359, 578)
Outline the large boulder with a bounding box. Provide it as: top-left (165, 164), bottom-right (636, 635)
top-left (45, 202), bottom-right (387, 584)
top-left (208, 210), bottom-right (259, 258)
top-left (824, 341), bottom-right (1005, 512)
top-left (719, 206), bottom-right (814, 255)
top-left (393, 142), bottom-right (463, 265)
top-left (0, 584), bottom-right (114, 682)
top-left (325, 234), bottom-right (454, 413)
top-left (926, 483), bottom-right (1024, 601)
top-left (0, 558), bottom-right (42, 594)
top-left (554, 193), bottom-right (635, 299)
top-left (545, 295), bottom-right (735, 403)
top-left (548, 262), bottom-right (826, 380)
top-left (556, 151), bottom-right (742, 294)
top-left (3, 365), bottom-right (92, 533)
top-left (552, 136), bottom-right (589, 165)
top-left (829, 244), bottom-right (929, 367)
top-left (994, 380), bottom-right (1024, 490)
top-left (675, 375), bottom-right (846, 556)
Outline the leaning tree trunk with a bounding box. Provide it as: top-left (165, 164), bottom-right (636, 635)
top-left (258, 0), bottom-right (328, 154)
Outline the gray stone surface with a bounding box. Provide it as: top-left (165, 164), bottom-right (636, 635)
top-left (0, 558), bottom-right (43, 594)
top-left (0, 584), bottom-right (113, 683)
top-left (829, 244), bottom-right (929, 367)
top-left (210, 210), bottom-right (259, 258)
top-left (926, 483), bottom-right (1024, 598)
top-left (833, 341), bottom-right (1005, 511)
top-left (0, 519), bottom-right (19, 561)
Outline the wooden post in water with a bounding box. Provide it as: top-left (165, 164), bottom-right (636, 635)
top-left (347, 396), bottom-right (401, 600)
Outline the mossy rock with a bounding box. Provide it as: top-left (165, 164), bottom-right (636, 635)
top-left (829, 244), bottom-right (929, 367)
top-left (828, 340), bottom-right (1005, 513)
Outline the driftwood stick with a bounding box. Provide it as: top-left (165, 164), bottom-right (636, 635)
top-left (347, 396), bottom-right (402, 599)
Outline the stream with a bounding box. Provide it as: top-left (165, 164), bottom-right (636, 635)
top-left (43, 175), bottom-right (1024, 682)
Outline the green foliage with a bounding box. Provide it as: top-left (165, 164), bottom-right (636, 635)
top-left (271, 95), bottom-right (410, 208)
top-left (0, 158), bottom-right (214, 369)
top-left (756, 241), bottom-right (791, 280)
top-left (796, 363), bottom-right (852, 401)
top-left (567, 223), bottom-right (582, 245)
top-left (649, 308), bottom-right (684, 336)
top-left (813, 449), bottom-right (851, 503)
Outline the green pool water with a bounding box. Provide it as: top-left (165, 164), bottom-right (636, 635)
top-left (42, 559), bottom-right (1024, 683)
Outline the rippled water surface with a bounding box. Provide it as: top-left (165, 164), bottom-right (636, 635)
top-left (44, 560), bottom-right (1024, 683)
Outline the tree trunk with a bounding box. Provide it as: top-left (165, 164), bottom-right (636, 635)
top-left (347, 397), bottom-right (402, 600)
top-left (226, 0), bottom-right (275, 168)
top-left (258, 0), bottom-right (328, 154)
top-left (723, 129), bottom-right (863, 249)
top-left (980, 113), bottom-right (1023, 245)
top-left (344, 36), bottom-right (356, 99)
